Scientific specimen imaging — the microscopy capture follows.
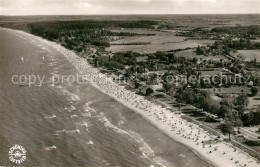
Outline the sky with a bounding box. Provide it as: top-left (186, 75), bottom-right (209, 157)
top-left (0, 0), bottom-right (259, 15)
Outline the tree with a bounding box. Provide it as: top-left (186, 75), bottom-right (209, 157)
top-left (196, 46), bottom-right (205, 55)
top-left (218, 99), bottom-right (233, 118)
top-left (235, 118), bottom-right (243, 133)
top-left (234, 94), bottom-right (249, 118)
top-left (192, 57), bottom-right (198, 63)
top-left (220, 121), bottom-right (234, 140)
top-left (230, 66), bottom-right (240, 74)
top-left (163, 83), bottom-right (173, 93)
top-left (124, 68), bottom-right (133, 79)
top-left (251, 87), bottom-right (258, 97)
top-left (146, 88), bottom-right (154, 96)
top-left (253, 58), bottom-right (257, 65)
top-left (218, 105), bottom-right (230, 118)
top-left (242, 110), bottom-right (260, 126)
top-left (147, 73), bottom-right (158, 85)
top-left (134, 80), bottom-right (141, 89)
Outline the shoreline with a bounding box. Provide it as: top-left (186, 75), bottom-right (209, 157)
top-left (3, 27), bottom-right (259, 167)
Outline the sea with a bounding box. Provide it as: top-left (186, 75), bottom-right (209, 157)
top-left (0, 28), bottom-right (212, 167)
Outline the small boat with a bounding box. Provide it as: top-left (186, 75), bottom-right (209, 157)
top-left (21, 57), bottom-right (24, 61)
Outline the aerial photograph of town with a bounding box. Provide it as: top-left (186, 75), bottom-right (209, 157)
top-left (0, 0), bottom-right (260, 166)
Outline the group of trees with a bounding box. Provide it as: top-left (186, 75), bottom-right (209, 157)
top-left (233, 94), bottom-right (249, 118)
top-left (28, 20), bottom-right (158, 52)
top-left (222, 38), bottom-right (260, 50)
top-left (218, 95), bottom-right (250, 140)
top-left (157, 24), bottom-right (175, 30)
top-left (93, 51), bottom-right (140, 70)
top-left (211, 25), bottom-right (260, 38)
top-left (93, 51), bottom-right (202, 86)
top-left (215, 94), bottom-right (260, 128)
top-left (251, 87), bottom-right (258, 96)
top-left (242, 108), bottom-right (260, 126)
top-left (220, 102), bottom-right (259, 139)
top-left (146, 51), bottom-right (198, 74)
top-left (176, 88), bottom-right (220, 115)
top-left (196, 39), bottom-right (260, 57)
top-left (176, 87), bottom-right (259, 129)
top-left (93, 56), bottom-right (124, 70)
top-left (179, 25), bottom-right (260, 39)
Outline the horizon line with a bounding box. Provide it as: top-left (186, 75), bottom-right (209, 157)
top-left (1, 13), bottom-right (260, 17)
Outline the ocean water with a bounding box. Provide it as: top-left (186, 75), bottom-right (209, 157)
top-left (0, 29), bottom-right (211, 167)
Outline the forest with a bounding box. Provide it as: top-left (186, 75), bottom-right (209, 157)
top-left (28, 20), bottom-right (159, 50)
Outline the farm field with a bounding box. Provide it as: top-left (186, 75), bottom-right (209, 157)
top-left (110, 34), bottom-right (185, 44)
top-left (248, 96), bottom-right (260, 109)
top-left (107, 35), bottom-right (215, 53)
top-left (236, 50), bottom-right (260, 62)
top-left (110, 28), bottom-right (176, 35)
top-left (174, 49), bottom-right (227, 61)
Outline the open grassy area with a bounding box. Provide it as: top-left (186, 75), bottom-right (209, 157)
top-left (107, 38), bottom-right (214, 53)
top-left (236, 50), bottom-right (260, 62)
top-left (110, 28), bottom-right (172, 35)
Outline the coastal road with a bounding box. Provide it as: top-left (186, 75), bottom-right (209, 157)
top-left (239, 128), bottom-right (260, 141)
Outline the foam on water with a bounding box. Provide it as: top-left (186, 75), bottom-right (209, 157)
top-left (75, 122), bottom-right (88, 127)
top-left (97, 112), bottom-right (171, 166)
top-left (75, 121), bottom-right (89, 132)
top-left (153, 157), bottom-right (173, 167)
top-left (66, 129), bottom-right (80, 134)
top-left (45, 145), bottom-right (57, 151)
top-left (55, 85), bottom-right (63, 89)
top-left (44, 114), bottom-right (56, 119)
top-left (80, 102), bottom-right (97, 118)
top-left (56, 129), bottom-right (66, 133)
top-left (129, 131), bottom-right (154, 156)
top-left (83, 102), bottom-right (96, 114)
top-left (86, 140), bottom-right (94, 145)
top-left (98, 112), bottom-right (129, 135)
top-left (65, 105), bottom-right (76, 112)
top-left (81, 112), bottom-right (91, 118)
top-left (118, 120), bottom-right (125, 125)
top-left (61, 89), bottom-right (70, 95)
top-left (69, 94), bottom-right (81, 101)
top-left (70, 114), bottom-right (79, 118)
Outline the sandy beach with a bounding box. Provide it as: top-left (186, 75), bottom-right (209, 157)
top-left (5, 28), bottom-right (260, 167)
